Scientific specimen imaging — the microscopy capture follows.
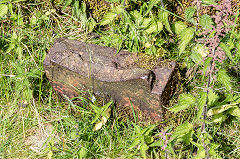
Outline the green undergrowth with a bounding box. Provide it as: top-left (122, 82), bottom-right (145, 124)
top-left (0, 94), bottom-right (150, 158)
top-left (0, 0), bottom-right (240, 158)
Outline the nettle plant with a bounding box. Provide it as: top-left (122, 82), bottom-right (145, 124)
top-left (98, 0), bottom-right (172, 56)
top-left (95, 0), bottom-right (239, 158)
top-left (169, 0), bottom-right (240, 158)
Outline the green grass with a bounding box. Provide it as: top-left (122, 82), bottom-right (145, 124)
top-left (0, 2), bottom-right (149, 157)
top-left (0, 0), bottom-right (239, 158)
top-left (0, 97), bottom-right (136, 158)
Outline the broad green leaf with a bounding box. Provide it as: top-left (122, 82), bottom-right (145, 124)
top-left (112, 5), bottom-right (124, 14)
top-left (194, 148), bottom-right (206, 159)
top-left (191, 50), bottom-right (203, 63)
top-left (169, 93), bottom-right (196, 113)
top-left (185, 7), bottom-right (196, 19)
top-left (191, 44), bottom-right (204, 63)
top-left (172, 122), bottom-right (193, 140)
top-left (0, 4), bottom-right (8, 17)
top-left (145, 21), bottom-right (163, 34)
top-left (208, 89), bottom-right (219, 107)
top-left (179, 27), bottom-right (195, 55)
top-left (207, 104), bottom-right (235, 116)
top-left (142, 18), bottom-right (152, 28)
top-left (169, 104), bottom-right (191, 113)
top-left (179, 93), bottom-right (196, 105)
top-left (185, 7), bottom-right (196, 24)
top-left (191, 44), bottom-right (209, 63)
top-left (229, 106), bottom-right (240, 118)
top-left (197, 91), bottom-right (207, 120)
top-left (199, 14), bottom-right (213, 29)
top-left (173, 21), bottom-right (187, 35)
top-left (217, 69), bottom-right (231, 91)
top-left (158, 10), bottom-right (172, 33)
top-left (219, 42), bottom-right (234, 63)
top-left (202, 0), bottom-right (217, 5)
top-left (100, 12), bottom-right (117, 25)
top-left (211, 113), bottom-right (226, 123)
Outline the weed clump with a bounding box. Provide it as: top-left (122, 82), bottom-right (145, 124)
top-left (83, 0), bottom-right (115, 20)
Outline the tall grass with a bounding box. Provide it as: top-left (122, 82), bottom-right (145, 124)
top-left (0, 0), bottom-right (239, 158)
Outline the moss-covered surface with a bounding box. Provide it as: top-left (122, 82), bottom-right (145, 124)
top-left (83, 0), bottom-right (114, 20)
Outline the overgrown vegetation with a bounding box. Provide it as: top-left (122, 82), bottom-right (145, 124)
top-left (0, 0), bottom-right (239, 158)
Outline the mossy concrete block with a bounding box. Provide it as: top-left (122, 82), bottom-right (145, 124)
top-left (44, 38), bottom-right (178, 121)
